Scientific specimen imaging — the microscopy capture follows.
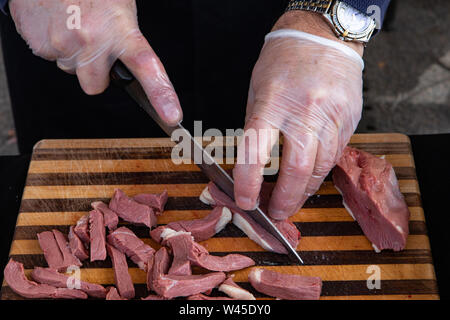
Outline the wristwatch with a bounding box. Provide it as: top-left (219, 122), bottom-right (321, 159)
top-left (285, 0), bottom-right (377, 44)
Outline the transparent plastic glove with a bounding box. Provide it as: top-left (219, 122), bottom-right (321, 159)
top-left (233, 29), bottom-right (364, 220)
top-left (9, 0), bottom-right (182, 125)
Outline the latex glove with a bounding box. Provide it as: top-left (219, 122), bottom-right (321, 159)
top-left (9, 0), bottom-right (182, 125)
top-left (233, 28), bottom-right (364, 220)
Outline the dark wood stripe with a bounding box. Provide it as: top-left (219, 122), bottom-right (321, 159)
top-left (0, 279), bottom-right (438, 300)
top-left (9, 249), bottom-right (433, 269)
top-left (31, 143), bottom-right (411, 161)
top-left (11, 221), bottom-right (428, 241)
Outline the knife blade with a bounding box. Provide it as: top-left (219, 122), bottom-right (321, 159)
top-left (111, 61), bottom-right (303, 264)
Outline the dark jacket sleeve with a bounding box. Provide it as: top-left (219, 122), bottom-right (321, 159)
top-left (341, 0), bottom-right (391, 30)
top-left (0, 0), bottom-right (8, 14)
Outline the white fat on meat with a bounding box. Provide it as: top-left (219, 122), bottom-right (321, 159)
top-left (232, 214), bottom-right (273, 252)
top-left (372, 243), bottom-right (381, 253)
top-left (214, 207), bottom-right (232, 234)
top-left (219, 283), bottom-right (255, 300)
top-left (335, 185), bottom-right (356, 221)
top-left (199, 187), bottom-right (216, 206)
top-left (160, 228), bottom-right (193, 242)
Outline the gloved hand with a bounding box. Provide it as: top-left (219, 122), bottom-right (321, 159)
top-left (233, 23), bottom-right (364, 220)
top-left (9, 0), bottom-right (182, 125)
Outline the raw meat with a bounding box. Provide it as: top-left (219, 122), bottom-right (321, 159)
top-left (141, 294), bottom-right (167, 300)
top-left (147, 247), bottom-right (171, 291)
top-left (106, 287), bottom-right (127, 300)
top-left (332, 147), bottom-right (410, 252)
top-left (165, 232), bottom-right (255, 272)
top-left (153, 272), bottom-right (226, 299)
top-left (91, 201), bottom-right (119, 231)
top-left (109, 188), bottom-right (157, 228)
top-left (31, 267), bottom-right (107, 298)
top-left (187, 294), bottom-right (233, 300)
top-left (107, 226), bottom-right (155, 271)
top-left (133, 190), bottom-right (168, 214)
top-left (89, 209), bottom-right (107, 262)
top-left (37, 231), bottom-right (64, 270)
top-left (68, 226), bottom-right (89, 261)
top-left (150, 206), bottom-right (232, 243)
top-left (52, 229), bottom-right (82, 269)
top-left (219, 276), bottom-right (255, 300)
top-left (74, 214), bottom-right (90, 245)
top-left (106, 244), bottom-right (135, 299)
top-left (3, 259), bottom-right (87, 299)
top-left (248, 268), bottom-right (322, 300)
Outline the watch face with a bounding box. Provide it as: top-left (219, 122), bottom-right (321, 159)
top-left (336, 2), bottom-right (373, 34)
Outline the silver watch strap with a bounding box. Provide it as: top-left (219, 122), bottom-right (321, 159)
top-left (286, 0), bottom-right (333, 14)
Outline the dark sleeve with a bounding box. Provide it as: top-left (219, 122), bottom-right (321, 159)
top-left (0, 0), bottom-right (8, 14)
top-left (341, 0), bottom-right (391, 30)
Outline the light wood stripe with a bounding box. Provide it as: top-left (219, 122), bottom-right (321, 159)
top-left (9, 235), bottom-right (431, 255)
top-left (27, 154), bottom-right (415, 174)
top-left (21, 179), bottom-right (419, 200)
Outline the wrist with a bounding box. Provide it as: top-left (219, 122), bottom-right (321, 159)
top-left (273, 10), bottom-right (364, 57)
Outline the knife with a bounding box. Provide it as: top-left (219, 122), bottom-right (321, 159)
top-left (110, 61), bottom-right (303, 264)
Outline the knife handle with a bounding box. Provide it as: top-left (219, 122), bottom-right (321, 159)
top-left (110, 61), bottom-right (134, 88)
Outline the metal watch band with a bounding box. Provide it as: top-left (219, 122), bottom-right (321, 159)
top-left (286, 0), bottom-right (333, 14)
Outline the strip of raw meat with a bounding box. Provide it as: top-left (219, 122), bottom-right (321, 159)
top-left (31, 267), bottom-right (107, 298)
top-left (187, 293), bottom-right (233, 300)
top-left (141, 294), bottom-right (167, 300)
top-left (74, 214), bottom-right (90, 245)
top-left (68, 226), bottom-right (89, 261)
top-left (147, 247), bottom-right (171, 291)
top-left (107, 226), bottom-right (155, 271)
top-left (106, 287), bottom-right (127, 300)
top-left (106, 244), bottom-right (135, 299)
top-left (91, 201), bottom-right (119, 231)
top-left (248, 268), bottom-right (322, 300)
top-left (89, 209), bottom-right (107, 262)
top-left (109, 188), bottom-right (157, 228)
top-left (3, 259), bottom-right (87, 299)
top-left (165, 232), bottom-right (255, 272)
top-left (37, 231), bottom-right (64, 270)
top-left (219, 276), bottom-right (255, 300)
top-left (150, 206), bottom-right (232, 243)
top-left (52, 229), bottom-right (82, 269)
top-left (153, 272), bottom-right (226, 299)
top-left (133, 190), bottom-right (168, 214)
top-left (332, 147), bottom-right (410, 252)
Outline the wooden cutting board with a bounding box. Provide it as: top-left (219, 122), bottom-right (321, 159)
top-left (0, 133), bottom-right (439, 300)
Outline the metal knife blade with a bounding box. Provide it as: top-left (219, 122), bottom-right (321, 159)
top-left (111, 61), bottom-right (303, 264)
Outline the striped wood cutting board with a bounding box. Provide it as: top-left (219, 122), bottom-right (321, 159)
top-left (0, 134), bottom-right (439, 300)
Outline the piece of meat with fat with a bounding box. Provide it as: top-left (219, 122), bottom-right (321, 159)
top-left (109, 188), bottom-right (157, 228)
top-left (3, 259), bottom-right (87, 299)
top-left (107, 226), bottom-right (155, 271)
top-left (150, 206), bottom-right (232, 243)
top-left (74, 214), bottom-right (90, 246)
top-left (164, 231), bottom-right (255, 272)
top-left (89, 209), bottom-right (107, 262)
top-left (187, 293), bottom-right (233, 300)
top-left (68, 226), bottom-right (89, 261)
top-left (153, 272), bottom-right (226, 299)
top-left (248, 268), bottom-right (322, 300)
top-left (106, 287), bottom-right (127, 300)
top-left (200, 182), bottom-right (300, 254)
top-left (106, 244), bottom-right (135, 299)
top-left (147, 247), bottom-right (171, 291)
top-left (31, 267), bottom-right (107, 298)
top-left (332, 147), bottom-right (410, 252)
top-left (91, 201), bottom-right (119, 231)
top-left (219, 276), bottom-right (255, 300)
top-left (133, 190), bottom-right (168, 214)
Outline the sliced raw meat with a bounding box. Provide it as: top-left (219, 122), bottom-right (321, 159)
top-left (68, 226), bottom-right (89, 261)
top-left (31, 267), bottom-right (107, 298)
top-left (147, 247), bottom-right (171, 291)
top-left (107, 226), bottom-right (155, 271)
top-left (133, 190), bottom-right (168, 214)
top-left (248, 268), bottom-right (322, 300)
top-left (106, 287), bottom-right (127, 300)
top-left (109, 188), bottom-right (157, 228)
top-left (332, 147), bottom-right (410, 252)
top-left (141, 294), bottom-right (167, 300)
top-left (37, 231), bottom-right (64, 270)
top-left (89, 209), bottom-right (107, 262)
top-left (165, 232), bottom-right (255, 272)
top-left (91, 201), bottom-right (119, 231)
top-left (153, 272), bottom-right (226, 299)
top-left (52, 229), bottom-right (82, 269)
top-left (187, 294), bottom-right (233, 300)
top-left (150, 206), bottom-right (232, 243)
top-left (219, 276), bottom-right (255, 300)
top-left (106, 244), bottom-right (135, 299)
top-left (3, 259), bottom-right (87, 299)
top-left (74, 214), bottom-right (90, 245)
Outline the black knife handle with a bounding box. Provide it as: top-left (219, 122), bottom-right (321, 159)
top-left (110, 61), bottom-right (134, 88)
